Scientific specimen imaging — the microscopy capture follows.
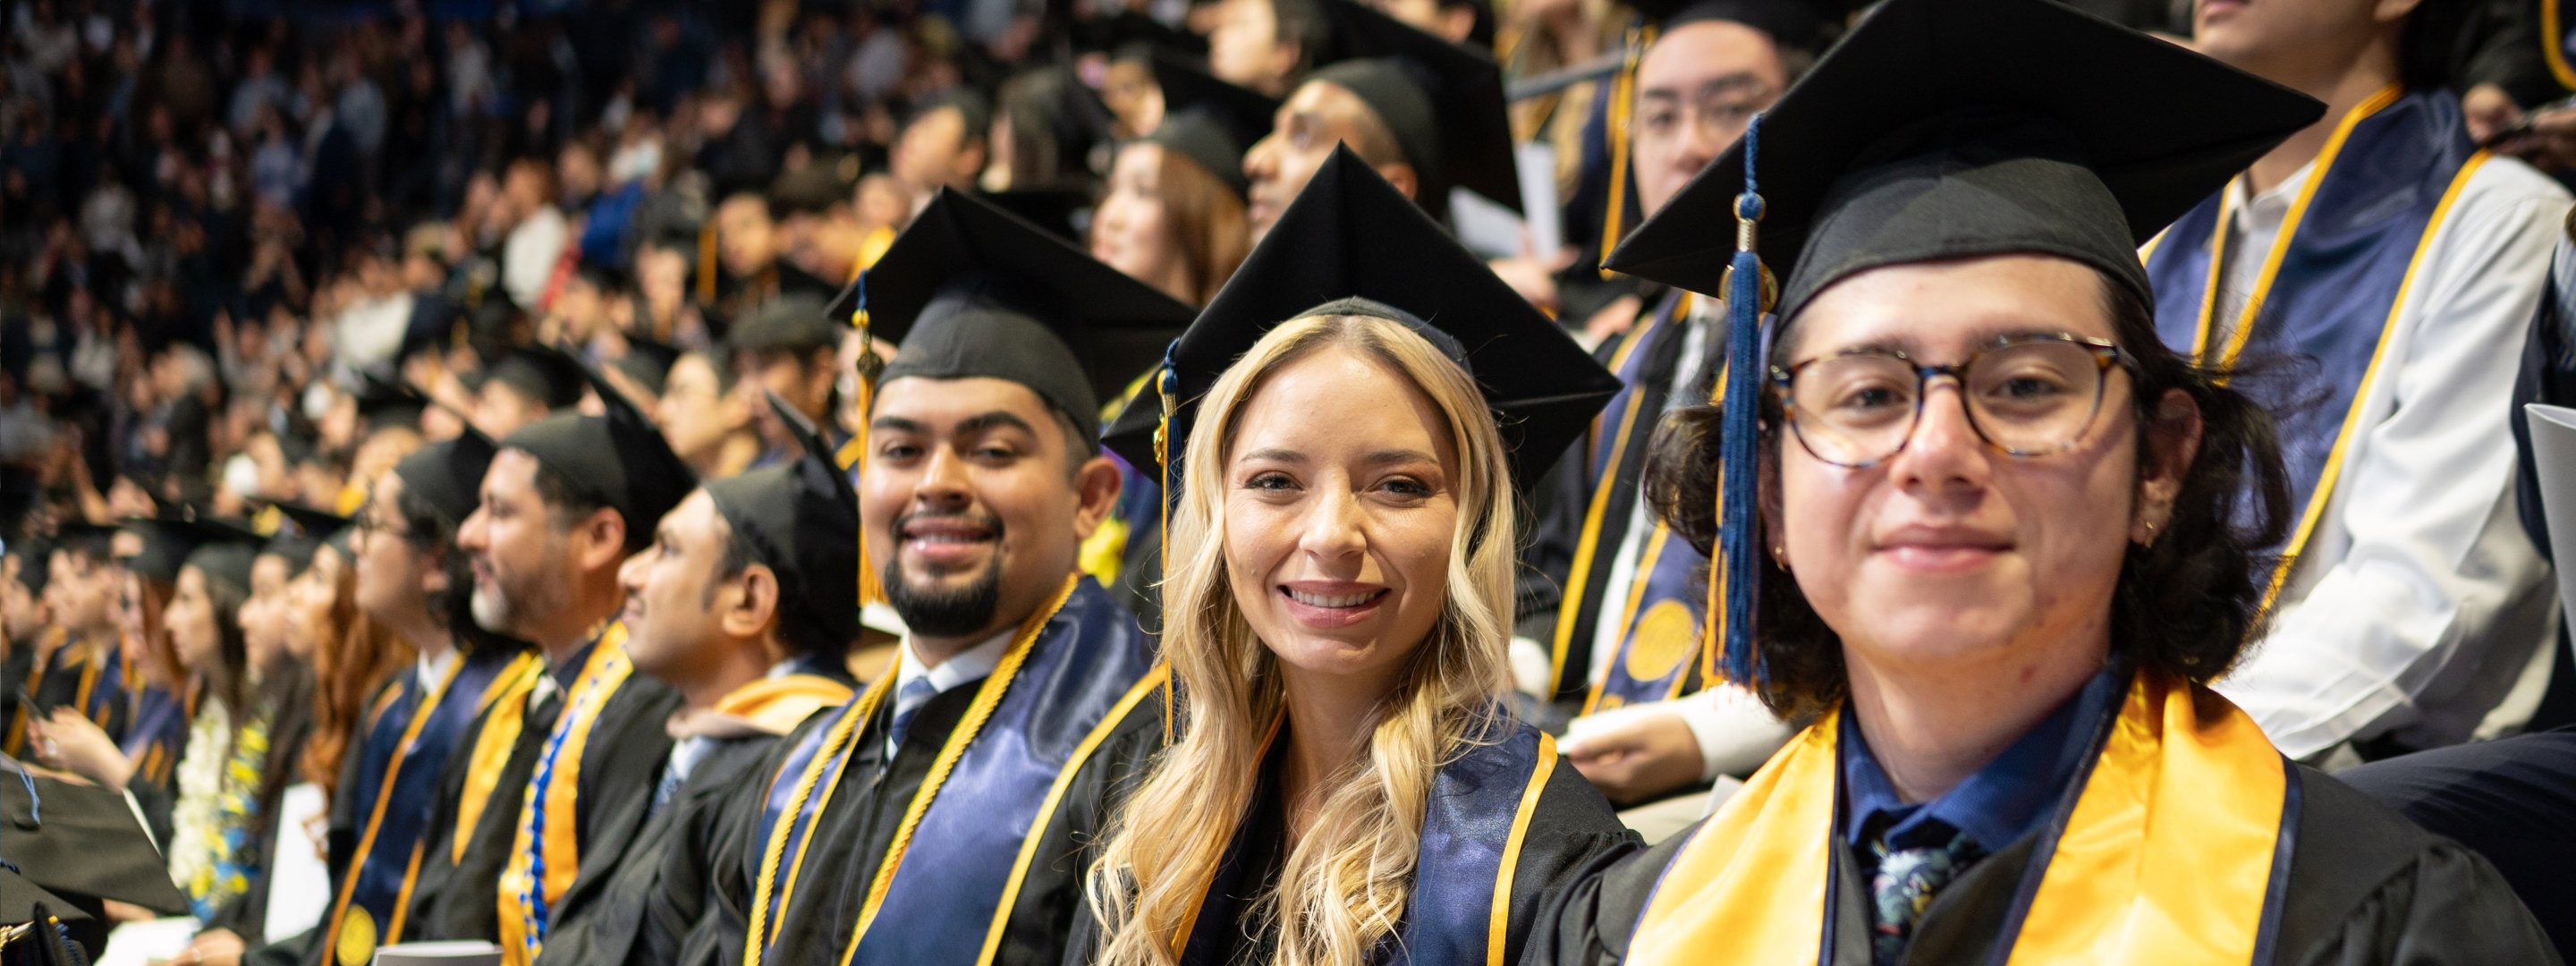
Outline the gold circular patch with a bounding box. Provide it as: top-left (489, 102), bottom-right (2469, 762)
top-left (335, 907), bottom-right (378, 966)
top-left (1622, 600), bottom-right (1699, 683)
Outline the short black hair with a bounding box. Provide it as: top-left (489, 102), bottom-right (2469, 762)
top-left (529, 457), bottom-right (628, 547)
top-left (708, 517), bottom-right (847, 663)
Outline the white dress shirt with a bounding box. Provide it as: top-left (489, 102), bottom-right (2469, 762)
top-left (2207, 157), bottom-right (2568, 758)
top-left (883, 628), bottom-right (1013, 756)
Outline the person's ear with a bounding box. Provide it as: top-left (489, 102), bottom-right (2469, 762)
top-left (2131, 388), bottom-right (2201, 546)
top-left (1070, 454), bottom-right (1126, 540)
top-left (578, 508), bottom-right (630, 574)
top-left (1375, 162), bottom-right (1419, 202)
top-left (723, 564), bottom-right (777, 638)
top-left (2373, 0), bottom-right (2424, 29)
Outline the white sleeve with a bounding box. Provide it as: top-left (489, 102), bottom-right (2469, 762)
top-left (2216, 168), bottom-right (2568, 758)
top-left (1565, 684), bottom-right (1794, 782)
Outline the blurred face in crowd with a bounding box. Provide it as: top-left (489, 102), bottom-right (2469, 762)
top-left (43, 550), bottom-right (111, 635)
top-left (165, 567), bottom-right (221, 674)
top-left (502, 163), bottom-right (553, 223)
top-left (1366, 0), bottom-right (1475, 45)
top-left (1209, 0), bottom-right (1304, 97)
top-left (1091, 145), bottom-right (1191, 304)
top-left (716, 195), bottom-right (780, 280)
top-left (557, 143), bottom-right (604, 205)
top-left (354, 471), bottom-right (439, 633)
top-left (473, 382), bottom-right (551, 440)
top-left (861, 377), bottom-right (1120, 642)
top-left (2, 562), bottom-right (44, 643)
top-left (1774, 256), bottom-right (2173, 687)
top-left (619, 490), bottom-right (737, 678)
top-left (2191, 0), bottom-right (2392, 88)
top-left (1246, 81), bottom-right (1409, 243)
top-left (737, 348), bottom-right (836, 445)
top-left (459, 450), bottom-right (592, 642)
top-left (554, 275), bottom-right (610, 340)
top-left (659, 353), bottom-right (750, 467)
top-left (287, 547), bottom-right (343, 662)
top-left (637, 244), bottom-right (690, 306)
top-left (890, 106), bottom-right (985, 196)
top-left (1101, 58), bottom-right (1165, 139)
top-left (1631, 21), bottom-right (1788, 216)
top-left (242, 554), bottom-right (292, 669)
top-left (1222, 345), bottom-right (1458, 687)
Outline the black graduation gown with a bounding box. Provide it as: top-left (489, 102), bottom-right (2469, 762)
top-left (18, 632), bottom-right (130, 747)
top-left (533, 728), bottom-right (788, 966)
top-left (1062, 740), bottom-right (1633, 966)
top-left (687, 676), bottom-right (1166, 966)
top-left (408, 640), bottom-right (681, 945)
top-left (1530, 767), bottom-right (2563, 965)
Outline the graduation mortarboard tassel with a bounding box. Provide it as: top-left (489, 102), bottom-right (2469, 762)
top-left (1600, 0), bottom-right (2321, 683)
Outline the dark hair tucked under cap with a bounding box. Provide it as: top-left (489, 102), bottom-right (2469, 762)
top-left (859, 189), bottom-right (1195, 428)
top-left (120, 514), bottom-right (212, 585)
top-left (485, 344), bottom-right (589, 411)
top-left (727, 293), bottom-right (841, 358)
top-left (1104, 148), bottom-right (1620, 492)
top-left (704, 394), bottom-right (862, 649)
top-left (1605, 0), bottom-right (2322, 318)
top-left (174, 518), bottom-right (264, 597)
top-left (1306, 0), bottom-right (1521, 218)
top-left (353, 372), bottom-right (431, 431)
top-left (394, 426), bottom-right (498, 526)
top-left (1145, 53), bottom-right (1279, 199)
top-left (271, 502), bottom-right (353, 563)
top-left (497, 354), bottom-right (698, 553)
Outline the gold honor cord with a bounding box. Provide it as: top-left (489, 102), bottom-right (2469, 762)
top-left (1, 628), bottom-right (64, 758)
top-left (743, 664), bottom-right (896, 966)
top-left (971, 664), bottom-right (1173, 964)
top-left (835, 575), bottom-right (1080, 965)
top-left (2548, 2), bottom-right (2576, 91)
top-left (320, 657), bottom-right (470, 966)
top-left (1546, 310), bottom-right (1667, 696)
top-left (1484, 733), bottom-right (1561, 966)
top-left (1597, 26), bottom-right (1654, 281)
top-left (2195, 86), bottom-right (2402, 376)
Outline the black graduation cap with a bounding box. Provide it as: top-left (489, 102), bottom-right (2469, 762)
top-left (704, 394), bottom-right (861, 648)
top-left (10, 538), bottom-right (53, 596)
top-left (1603, 0), bottom-right (2323, 318)
top-left (1305, 0), bottom-right (1520, 216)
top-left (614, 338), bottom-right (682, 398)
top-left (46, 523), bottom-right (114, 562)
top-left (353, 372), bottom-right (431, 431)
top-left (483, 344), bottom-right (589, 412)
top-left (981, 184), bottom-right (1097, 247)
top-left (1597, 0), bottom-right (2321, 684)
top-left (270, 502), bottom-right (352, 563)
top-left (117, 514), bottom-right (207, 585)
top-left (1104, 148), bottom-right (1619, 490)
top-left (1146, 53), bottom-right (1277, 198)
top-left (497, 355), bottom-right (698, 553)
top-left (178, 520), bottom-right (264, 597)
top-left (393, 426), bottom-right (499, 526)
top-left (770, 155), bottom-right (861, 216)
top-left (1627, 0), bottom-right (1848, 53)
top-left (728, 294), bottom-right (843, 358)
top-left (858, 189), bottom-right (1198, 426)
top-left (0, 760), bottom-right (194, 919)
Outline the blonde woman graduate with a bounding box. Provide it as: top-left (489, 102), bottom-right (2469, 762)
top-left (1078, 150), bottom-right (1633, 966)
top-left (1532, 0), bottom-right (2558, 962)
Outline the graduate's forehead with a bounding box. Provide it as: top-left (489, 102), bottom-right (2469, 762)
top-left (870, 376), bottom-right (1058, 436)
top-left (1783, 253), bottom-right (2117, 360)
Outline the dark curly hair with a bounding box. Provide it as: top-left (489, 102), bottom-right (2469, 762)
top-left (1644, 273), bottom-right (2296, 720)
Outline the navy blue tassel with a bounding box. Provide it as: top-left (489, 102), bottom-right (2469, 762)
top-left (1716, 117), bottom-right (1770, 686)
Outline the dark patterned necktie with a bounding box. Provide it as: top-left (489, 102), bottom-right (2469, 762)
top-left (1868, 826), bottom-right (1985, 965)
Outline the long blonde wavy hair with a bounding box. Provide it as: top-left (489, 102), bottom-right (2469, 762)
top-left (1086, 313), bottom-right (1519, 965)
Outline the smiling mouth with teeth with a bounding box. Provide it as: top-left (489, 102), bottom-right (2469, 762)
top-left (1284, 588), bottom-right (1386, 608)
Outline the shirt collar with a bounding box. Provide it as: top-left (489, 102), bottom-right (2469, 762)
top-left (419, 648), bottom-right (460, 689)
top-left (1839, 664), bottom-right (2125, 853)
top-left (894, 627), bottom-right (1014, 700)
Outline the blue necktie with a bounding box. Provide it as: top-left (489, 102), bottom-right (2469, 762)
top-left (886, 677), bottom-right (940, 750)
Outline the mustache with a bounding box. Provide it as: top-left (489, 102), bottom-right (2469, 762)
top-left (890, 508), bottom-right (1005, 540)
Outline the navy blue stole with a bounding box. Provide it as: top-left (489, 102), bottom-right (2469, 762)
top-left (40, 632), bottom-right (128, 741)
top-left (1546, 292), bottom-right (1698, 699)
top-left (746, 576), bottom-right (1163, 966)
top-left (1174, 716), bottom-right (1560, 965)
top-left (2145, 88), bottom-right (2482, 567)
top-left (321, 648), bottom-right (530, 966)
top-left (119, 684), bottom-right (192, 790)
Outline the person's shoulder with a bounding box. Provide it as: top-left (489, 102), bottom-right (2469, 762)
top-left (2457, 153), bottom-right (2573, 213)
top-left (2275, 767), bottom-right (2561, 962)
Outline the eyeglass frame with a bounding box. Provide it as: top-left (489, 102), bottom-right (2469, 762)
top-left (1767, 332), bottom-right (2136, 470)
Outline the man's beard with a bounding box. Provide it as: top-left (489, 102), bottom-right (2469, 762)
top-left (881, 552), bottom-right (1004, 638)
top-left (470, 553), bottom-right (568, 641)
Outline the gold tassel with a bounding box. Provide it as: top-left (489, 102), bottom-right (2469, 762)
top-left (1597, 26), bottom-right (1653, 281)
